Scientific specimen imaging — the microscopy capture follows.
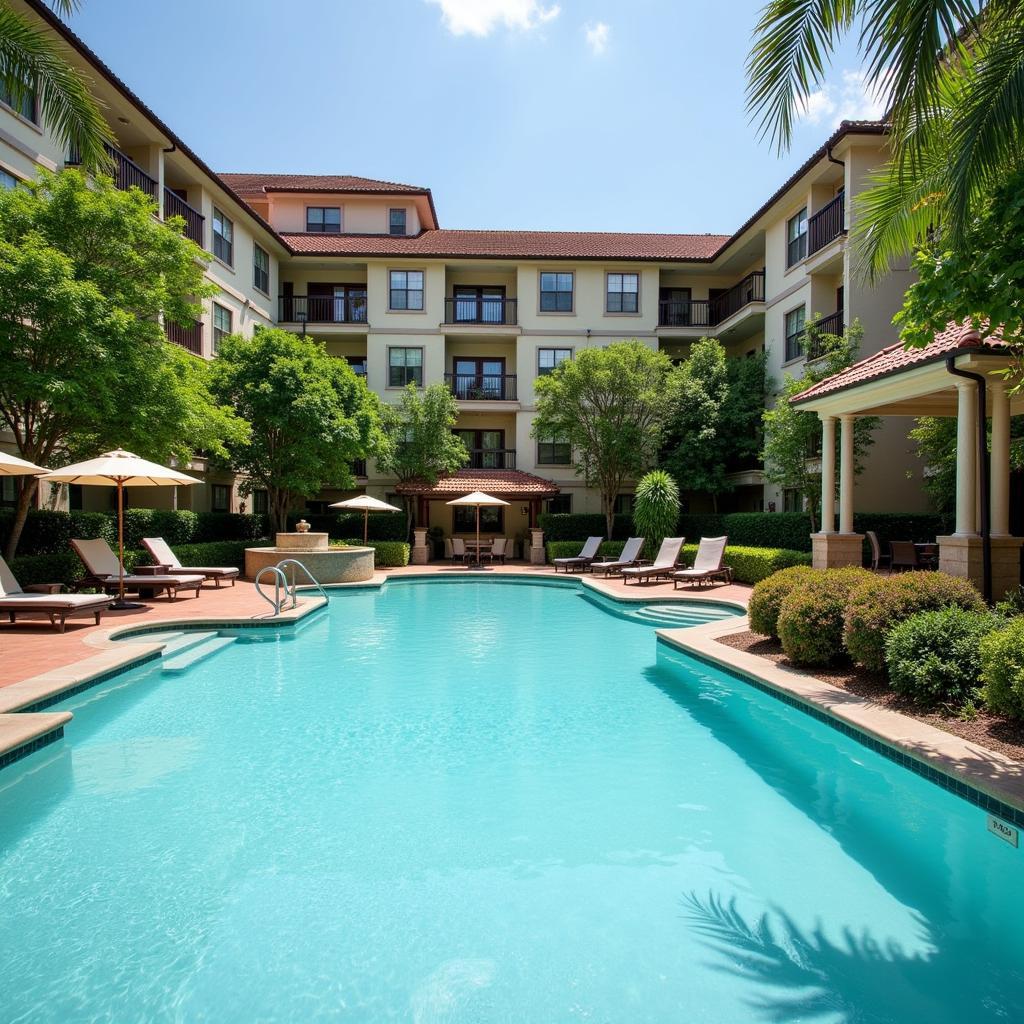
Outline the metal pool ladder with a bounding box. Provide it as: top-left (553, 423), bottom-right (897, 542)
top-left (254, 559), bottom-right (329, 617)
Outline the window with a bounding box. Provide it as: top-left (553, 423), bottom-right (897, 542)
top-left (389, 270), bottom-right (424, 310)
top-left (539, 272), bottom-right (574, 312)
top-left (253, 243), bottom-right (270, 294)
top-left (545, 495), bottom-right (572, 515)
top-left (0, 476), bottom-right (17, 507)
top-left (453, 285), bottom-right (505, 323)
top-left (783, 488), bottom-right (802, 513)
top-left (538, 348), bottom-right (571, 375)
top-left (454, 505), bottom-right (504, 533)
top-left (252, 489), bottom-right (269, 516)
top-left (786, 207), bottom-right (808, 267)
top-left (389, 346), bottom-right (423, 386)
top-left (0, 168), bottom-right (18, 190)
top-left (211, 484), bottom-right (231, 513)
top-left (389, 208), bottom-right (407, 235)
top-left (212, 302), bottom-right (232, 352)
top-left (606, 273), bottom-right (639, 313)
top-left (213, 207), bottom-right (233, 265)
top-left (306, 206), bottom-right (341, 233)
top-left (537, 435), bottom-right (571, 465)
top-left (346, 355), bottom-right (368, 377)
top-left (784, 305), bottom-right (806, 361)
top-left (456, 429), bottom-right (507, 468)
top-left (613, 494), bottom-right (634, 515)
top-left (0, 80), bottom-right (36, 123)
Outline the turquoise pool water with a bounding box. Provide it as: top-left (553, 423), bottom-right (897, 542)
top-left (1, 578), bottom-right (1021, 1022)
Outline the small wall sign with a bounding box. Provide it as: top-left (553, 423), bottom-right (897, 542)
top-left (987, 814), bottom-right (1019, 848)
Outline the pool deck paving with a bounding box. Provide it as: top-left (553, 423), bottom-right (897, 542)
top-left (2, 561), bottom-right (1023, 821)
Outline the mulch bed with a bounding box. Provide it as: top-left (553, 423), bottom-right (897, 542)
top-left (716, 629), bottom-right (1024, 765)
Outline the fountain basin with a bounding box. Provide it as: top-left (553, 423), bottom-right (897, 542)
top-left (245, 533), bottom-right (375, 584)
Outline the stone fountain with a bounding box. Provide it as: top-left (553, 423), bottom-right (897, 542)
top-left (244, 529), bottom-right (375, 584)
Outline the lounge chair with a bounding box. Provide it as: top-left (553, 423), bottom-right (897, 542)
top-left (71, 538), bottom-right (204, 601)
top-left (553, 536), bottom-right (602, 573)
top-left (484, 538), bottom-right (508, 564)
top-left (590, 537), bottom-right (645, 577)
top-left (0, 555), bottom-right (112, 632)
top-left (671, 536), bottom-right (731, 589)
top-left (141, 537), bottom-right (239, 587)
top-left (451, 538), bottom-right (468, 564)
top-left (620, 537), bottom-right (685, 585)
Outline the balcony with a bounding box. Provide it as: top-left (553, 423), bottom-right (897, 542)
top-left (352, 459), bottom-right (367, 477)
top-left (445, 373), bottom-right (517, 401)
top-left (68, 141), bottom-right (158, 200)
top-left (807, 194), bottom-right (845, 256)
top-left (805, 311), bottom-right (845, 360)
top-left (658, 299), bottom-right (713, 329)
top-left (279, 294), bottom-right (368, 324)
top-left (164, 319), bottom-right (203, 355)
top-left (465, 448), bottom-right (516, 470)
top-left (444, 296), bottom-right (517, 326)
top-left (658, 270), bottom-right (765, 329)
top-left (164, 188), bottom-right (205, 246)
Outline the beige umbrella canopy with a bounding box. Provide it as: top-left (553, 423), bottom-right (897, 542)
top-left (446, 490), bottom-right (510, 569)
top-left (40, 449), bottom-right (202, 608)
top-left (329, 494), bottom-right (402, 543)
top-left (0, 451), bottom-right (47, 476)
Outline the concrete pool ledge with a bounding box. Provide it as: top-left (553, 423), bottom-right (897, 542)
top-left (0, 711), bottom-right (72, 769)
top-left (659, 616), bottom-right (1024, 819)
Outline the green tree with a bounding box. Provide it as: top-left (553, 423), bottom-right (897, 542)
top-left (210, 329), bottom-right (384, 532)
top-left (745, 0), bottom-right (1024, 275)
top-left (1, 1), bottom-right (114, 169)
top-left (377, 383), bottom-right (468, 487)
top-left (633, 470), bottom-right (680, 555)
top-left (532, 340), bottom-right (678, 538)
top-left (0, 169), bottom-right (224, 558)
top-left (762, 320), bottom-right (878, 530)
top-left (662, 339), bottom-right (767, 509)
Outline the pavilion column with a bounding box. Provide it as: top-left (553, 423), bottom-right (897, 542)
top-left (954, 380), bottom-right (978, 537)
top-left (819, 415), bottom-right (836, 534)
top-left (839, 414), bottom-right (855, 535)
top-left (990, 380), bottom-right (1011, 537)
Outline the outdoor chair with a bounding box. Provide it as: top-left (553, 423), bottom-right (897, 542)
top-left (451, 538), bottom-right (468, 564)
top-left (141, 537), bottom-right (239, 587)
top-left (71, 538), bottom-right (205, 600)
top-left (889, 540), bottom-right (920, 572)
top-left (671, 536), bottom-right (731, 589)
top-left (866, 531), bottom-right (891, 573)
top-left (553, 536), bottom-right (603, 573)
top-left (590, 537), bottom-right (645, 577)
top-left (621, 537), bottom-right (686, 585)
top-left (484, 538), bottom-right (508, 564)
top-left (0, 555), bottom-right (112, 632)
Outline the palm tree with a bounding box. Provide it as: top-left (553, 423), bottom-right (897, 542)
top-left (745, 1), bottom-right (1024, 278)
top-left (0, 0), bottom-right (113, 169)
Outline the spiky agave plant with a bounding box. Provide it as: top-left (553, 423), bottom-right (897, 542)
top-left (632, 470), bottom-right (680, 558)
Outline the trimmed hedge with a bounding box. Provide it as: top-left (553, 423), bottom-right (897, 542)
top-left (778, 567), bottom-right (874, 666)
top-left (194, 512), bottom-right (268, 542)
top-left (292, 511), bottom-right (409, 541)
top-left (340, 538), bottom-right (410, 567)
top-left (537, 514), bottom-right (632, 542)
top-left (749, 565), bottom-right (818, 638)
top-left (121, 508), bottom-right (198, 549)
top-left (148, 540), bottom-right (255, 572)
top-left (981, 617), bottom-right (1024, 718)
top-left (0, 508), bottom-right (114, 555)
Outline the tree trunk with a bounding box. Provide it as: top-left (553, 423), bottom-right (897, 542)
top-left (4, 477), bottom-right (39, 562)
top-left (270, 490), bottom-right (290, 535)
top-left (602, 492), bottom-right (615, 541)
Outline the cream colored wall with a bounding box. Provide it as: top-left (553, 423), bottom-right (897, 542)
top-left (445, 267), bottom-right (517, 297)
top-left (444, 338), bottom-right (516, 374)
top-left (267, 194), bottom-right (420, 235)
top-left (366, 259), bottom-right (445, 328)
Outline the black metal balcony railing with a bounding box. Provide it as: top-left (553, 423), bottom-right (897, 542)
top-left (466, 448), bottom-right (516, 470)
top-left (67, 141), bottom-right (158, 200)
top-left (352, 459), bottom-right (367, 477)
top-left (445, 373), bottom-right (518, 401)
top-left (163, 188), bottom-right (205, 246)
top-left (279, 294), bottom-right (368, 324)
top-left (805, 311), bottom-right (845, 360)
top-left (659, 270), bottom-right (765, 329)
top-left (164, 319), bottom-right (203, 355)
top-left (444, 296), bottom-right (518, 325)
top-left (807, 194), bottom-right (845, 256)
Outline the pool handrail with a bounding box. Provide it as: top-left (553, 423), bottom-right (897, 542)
top-left (274, 558), bottom-right (330, 608)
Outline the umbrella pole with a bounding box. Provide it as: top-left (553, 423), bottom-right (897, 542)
top-left (364, 508), bottom-right (369, 544)
top-left (475, 504), bottom-right (481, 569)
top-left (117, 478), bottom-right (125, 602)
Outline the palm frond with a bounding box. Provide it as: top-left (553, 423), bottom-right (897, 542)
top-left (745, 0), bottom-right (858, 152)
top-left (0, 4), bottom-right (112, 169)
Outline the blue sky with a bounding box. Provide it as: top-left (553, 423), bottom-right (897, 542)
top-left (67, 0), bottom-right (880, 235)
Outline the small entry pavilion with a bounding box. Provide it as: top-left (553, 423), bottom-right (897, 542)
top-left (792, 322), bottom-right (1022, 600)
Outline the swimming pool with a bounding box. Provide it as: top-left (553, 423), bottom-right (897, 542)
top-left (1, 578), bottom-right (1021, 1022)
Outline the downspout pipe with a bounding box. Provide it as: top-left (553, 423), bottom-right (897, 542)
top-left (945, 357), bottom-right (992, 603)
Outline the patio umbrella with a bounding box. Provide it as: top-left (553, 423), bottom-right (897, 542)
top-left (0, 451), bottom-right (47, 476)
top-left (446, 490), bottom-right (510, 570)
top-left (40, 449), bottom-right (201, 609)
top-left (329, 494), bottom-right (402, 543)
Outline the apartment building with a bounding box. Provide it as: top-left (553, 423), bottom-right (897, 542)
top-left (0, 0), bottom-right (929, 535)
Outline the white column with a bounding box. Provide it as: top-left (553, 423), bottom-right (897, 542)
top-left (839, 415), bottom-right (855, 534)
top-left (819, 415), bottom-right (836, 533)
top-left (954, 380), bottom-right (978, 536)
top-left (990, 380), bottom-right (1011, 536)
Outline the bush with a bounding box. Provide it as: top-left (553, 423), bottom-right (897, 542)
top-left (290, 511), bottom-right (409, 541)
top-left (778, 567), bottom-right (874, 666)
top-left (537, 513), bottom-right (632, 542)
top-left (7, 551), bottom-right (84, 587)
top-left (676, 513), bottom-right (727, 543)
top-left (162, 540), bottom-right (257, 572)
top-left (995, 585), bottom-right (1024, 620)
top-left (748, 565), bottom-right (818, 638)
top-left (546, 540), bottom-right (626, 562)
top-left (885, 607), bottom-right (996, 707)
top-left (981, 617), bottom-right (1024, 718)
top-left (843, 572), bottom-right (985, 673)
top-left (341, 539), bottom-right (409, 568)
top-left (696, 545), bottom-right (811, 585)
top-left (194, 512), bottom-right (268, 542)
top-left (0, 508), bottom-right (114, 555)
top-left (634, 471), bottom-right (680, 556)
top-left (719, 513), bottom-right (814, 552)
top-left (121, 508), bottom-right (199, 549)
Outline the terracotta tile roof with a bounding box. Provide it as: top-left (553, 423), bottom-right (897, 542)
top-left (281, 228), bottom-right (729, 261)
top-left (219, 173), bottom-right (430, 197)
top-left (791, 321), bottom-right (1009, 404)
top-left (396, 469), bottom-right (560, 497)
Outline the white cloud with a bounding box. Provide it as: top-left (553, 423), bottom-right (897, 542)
top-left (584, 21), bottom-right (610, 56)
top-left (796, 69), bottom-right (888, 128)
top-left (426, 0), bottom-right (560, 37)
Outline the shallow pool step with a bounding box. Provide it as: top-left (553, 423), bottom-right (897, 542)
top-left (630, 604), bottom-right (732, 626)
top-left (120, 630), bottom-right (186, 646)
top-left (162, 635), bottom-right (236, 674)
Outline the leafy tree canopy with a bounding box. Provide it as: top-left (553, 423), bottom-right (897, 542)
top-left (376, 382), bottom-right (468, 486)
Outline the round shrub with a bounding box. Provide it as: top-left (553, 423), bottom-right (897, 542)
top-left (844, 572), bottom-right (985, 673)
top-left (748, 565), bottom-right (818, 638)
top-left (981, 617), bottom-right (1024, 718)
top-left (884, 607), bottom-right (996, 708)
top-left (777, 567), bottom-right (874, 666)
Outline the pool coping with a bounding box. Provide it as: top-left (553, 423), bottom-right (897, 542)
top-left (658, 615), bottom-right (1024, 826)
